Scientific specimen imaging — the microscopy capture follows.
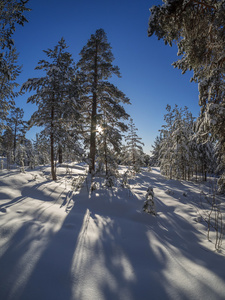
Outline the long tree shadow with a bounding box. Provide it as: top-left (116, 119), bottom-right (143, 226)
top-left (0, 180), bottom-right (88, 300)
top-left (80, 172), bottom-right (225, 300)
top-left (1, 170), bottom-right (225, 300)
top-left (77, 190), bottom-right (225, 300)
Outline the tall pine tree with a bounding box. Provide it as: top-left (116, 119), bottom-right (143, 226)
top-left (22, 38), bottom-right (79, 180)
top-left (0, 0), bottom-right (30, 134)
top-left (77, 29), bottom-right (130, 174)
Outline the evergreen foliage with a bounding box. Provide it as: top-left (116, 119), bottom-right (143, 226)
top-left (1, 107), bottom-right (27, 168)
top-left (150, 135), bottom-right (162, 167)
top-left (148, 0), bottom-right (225, 190)
top-left (0, 0), bottom-right (30, 135)
top-left (77, 29), bottom-right (130, 174)
top-left (0, 49), bottom-right (21, 135)
top-left (156, 104), bottom-right (215, 181)
top-left (125, 118), bottom-right (144, 172)
top-left (21, 38), bottom-right (81, 180)
top-left (0, 0), bottom-right (30, 50)
top-left (7, 107), bottom-right (27, 161)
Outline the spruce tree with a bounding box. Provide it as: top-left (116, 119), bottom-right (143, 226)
top-left (77, 29), bottom-right (130, 174)
top-left (33, 132), bottom-right (50, 166)
top-left (0, 0), bottom-right (30, 50)
top-left (151, 135), bottom-right (163, 167)
top-left (125, 118), bottom-right (144, 172)
top-left (2, 127), bottom-right (13, 169)
top-left (157, 104), bottom-right (215, 181)
top-left (21, 38), bottom-right (79, 180)
top-left (0, 0), bottom-right (30, 133)
top-left (148, 0), bottom-right (225, 191)
top-left (0, 49), bottom-right (21, 135)
top-left (7, 107), bottom-right (27, 162)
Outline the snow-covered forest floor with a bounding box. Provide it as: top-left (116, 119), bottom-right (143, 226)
top-left (0, 163), bottom-right (225, 300)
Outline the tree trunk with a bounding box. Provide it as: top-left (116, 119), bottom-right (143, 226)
top-left (89, 94), bottom-right (97, 173)
top-left (13, 124), bottom-right (17, 162)
top-left (51, 105), bottom-right (57, 180)
top-left (58, 144), bottom-right (63, 164)
top-left (89, 42), bottom-right (98, 174)
top-left (104, 130), bottom-right (108, 176)
top-left (196, 164), bottom-right (198, 182)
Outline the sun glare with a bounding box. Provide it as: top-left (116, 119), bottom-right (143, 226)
top-left (97, 125), bottom-right (103, 134)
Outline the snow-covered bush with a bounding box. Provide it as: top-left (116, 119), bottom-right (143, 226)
top-left (121, 171), bottom-right (129, 188)
top-left (143, 187), bottom-right (156, 215)
top-left (165, 189), bottom-right (174, 196)
top-left (105, 174), bottom-right (115, 188)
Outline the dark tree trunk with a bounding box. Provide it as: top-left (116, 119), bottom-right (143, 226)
top-left (89, 42), bottom-right (98, 174)
top-left (58, 144), bottom-right (63, 164)
top-left (104, 130), bottom-right (108, 176)
top-left (89, 93), bottom-right (97, 173)
top-left (13, 124), bottom-right (17, 162)
top-left (51, 105), bottom-right (57, 181)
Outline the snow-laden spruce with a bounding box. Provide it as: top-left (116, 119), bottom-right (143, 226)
top-left (77, 29), bottom-right (130, 175)
top-left (148, 0), bottom-right (225, 192)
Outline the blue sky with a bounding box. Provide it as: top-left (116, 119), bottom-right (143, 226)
top-left (13, 0), bottom-right (200, 153)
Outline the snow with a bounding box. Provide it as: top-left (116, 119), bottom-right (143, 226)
top-left (0, 164), bottom-right (225, 300)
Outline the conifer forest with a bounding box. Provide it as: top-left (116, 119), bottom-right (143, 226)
top-left (0, 1), bottom-right (225, 300)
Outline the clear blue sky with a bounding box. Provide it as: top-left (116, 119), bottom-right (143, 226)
top-left (13, 0), bottom-right (200, 153)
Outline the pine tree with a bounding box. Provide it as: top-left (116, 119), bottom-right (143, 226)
top-left (77, 29), bottom-right (130, 174)
top-left (2, 127), bottom-right (13, 169)
top-left (0, 0), bottom-right (30, 50)
top-left (158, 105), bottom-right (175, 178)
top-left (157, 104), bottom-right (215, 181)
top-left (150, 135), bottom-right (162, 167)
top-left (0, 0), bottom-right (30, 134)
top-left (0, 49), bottom-right (21, 135)
top-left (148, 0), bottom-right (225, 191)
top-left (7, 107), bottom-right (27, 162)
top-left (33, 132), bottom-right (50, 166)
top-left (125, 118), bottom-right (144, 172)
top-left (21, 38), bottom-right (79, 180)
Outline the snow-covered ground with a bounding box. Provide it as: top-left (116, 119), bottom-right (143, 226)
top-left (0, 164), bottom-right (225, 300)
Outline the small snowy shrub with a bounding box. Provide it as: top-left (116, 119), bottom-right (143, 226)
top-left (121, 171), bottom-right (129, 188)
top-left (71, 176), bottom-right (84, 191)
top-left (105, 175), bottom-right (114, 188)
top-left (20, 160), bottom-right (25, 173)
top-left (91, 181), bottom-right (97, 192)
top-left (165, 189), bottom-right (174, 195)
top-left (148, 166), bottom-right (152, 172)
top-left (143, 187), bottom-right (156, 215)
top-left (217, 174), bottom-right (225, 194)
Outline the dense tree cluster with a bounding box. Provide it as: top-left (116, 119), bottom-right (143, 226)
top-left (0, 26), bottom-right (133, 180)
top-left (149, 0), bottom-right (225, 191)
top-left (152, 105), bottom-right (216, 181)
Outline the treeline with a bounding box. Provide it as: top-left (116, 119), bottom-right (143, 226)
top-left (0, 1), bottom-right (148, 178)
top-left (151, 104), bottom-right (224, 191)
top-left (14, 31), bottom-right (147, 178)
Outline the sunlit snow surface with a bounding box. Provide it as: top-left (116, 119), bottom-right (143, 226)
top-left (0, 163), bottom-right (225, 300)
